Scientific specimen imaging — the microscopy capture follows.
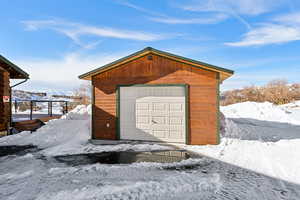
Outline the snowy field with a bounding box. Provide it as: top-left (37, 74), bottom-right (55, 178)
top-left (1, 102), bottom-right (300, 199)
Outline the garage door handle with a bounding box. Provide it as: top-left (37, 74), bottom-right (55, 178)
top-left (152, 120), bottom-right (157, 124)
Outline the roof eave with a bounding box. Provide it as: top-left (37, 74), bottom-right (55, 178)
top-left (0, 55), bottom-right (29, 79)
top-left (78, 47), bottom-right (234, 81)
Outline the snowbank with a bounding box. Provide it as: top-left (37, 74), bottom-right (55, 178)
top-left (221, 101), bottom-right (300, 125)
top-left (0, 105), bottom-right (171, 156)
top-left (61, 104), bottom-right (91, 120)
top-left (280, 100), bottom-right (300, 109)
top-left (186, 101), bottom-right (300, 184)
top-left (280, 100), bottom-right (300, 122)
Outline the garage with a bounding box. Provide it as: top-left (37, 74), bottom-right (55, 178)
top-left (119, 85), bottom-right (187, 143)
top-left (79, 47), bottom-right (234, 145)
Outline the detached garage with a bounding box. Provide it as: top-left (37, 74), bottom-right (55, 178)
top-left (79, 47), bottom-right (233, 145)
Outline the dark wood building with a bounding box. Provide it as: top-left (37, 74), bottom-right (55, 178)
top-left (79, 47), bottom-right (233, 145)
top-left (0, 55), bottom-right (29, 135)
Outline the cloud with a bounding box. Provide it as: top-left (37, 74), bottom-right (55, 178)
top-left (274, 12), bottom-right (300, 24)
top-left (225, 12), bottom-right (300, 46)
top-left (13, 51), bottom-right (129, 92)
top-left (116, 1), bottom-right (163, 17)
top-left (182, 0), bottom-right (282, 15)
top-left (22, 19), bottom-right (166, 48)
top-left (118, 1), bottom-right (228, 25)
top-left (178, 0), bottom-right (285, 29)
top-left (148, 13), bottom-right (228, 24)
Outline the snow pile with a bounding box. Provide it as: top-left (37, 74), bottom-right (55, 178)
top-left (280, 100), bottom-right (300, 109)
top-left (221, 102), bottom-right (300, 124)
top-left (0, 116), bottom-right (90, 155)
top-left (0, 105), bottom-right (171, 156)
top-left (185, 101), bottom-right (300, 184)
top-left (221, 101), bottom-right (300, 124)
top-left (279, 100), bottom-right (300, 122)
top-left (61, 104), bottom-right (91, 120)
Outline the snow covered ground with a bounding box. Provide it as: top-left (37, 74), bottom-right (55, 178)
top-left (1, 101), bottom-right (300, 199)
top-left (1, 105), bottom-right (171, 156)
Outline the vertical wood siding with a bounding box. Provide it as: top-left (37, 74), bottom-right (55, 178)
top-left (92, 54), bottom-right (219, 145)
top-left (0, 69), bottom-right (10, 131)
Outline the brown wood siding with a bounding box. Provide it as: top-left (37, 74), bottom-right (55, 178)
top-left (92, 54), bottom-right (219, 145)
top-left (0, 69), bottom-right (10, 131)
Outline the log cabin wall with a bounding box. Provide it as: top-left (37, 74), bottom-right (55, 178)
top-left (92, 53), bottom-right (220, 145)
top-left (0, 68), bottom-right (10, 132)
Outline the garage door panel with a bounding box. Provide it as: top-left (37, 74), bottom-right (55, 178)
top-left (153, 130), bottom-right (167, 138)
top-left (151, 116), bottom-right (166, 124)
top-left (169, 130), bottom-right (184, 139)
top-left (169, 117), bottom-right (183, 125)
top-left (136, 110), bottom-right (150, 116)
top-left (120, 86), bottom-right (186, 143)
top-left (136, 102), bottom-right (149, 110)
top-left (170, 103), bottom-right (183, 111)
top-left (152, 103), bottom-right (167, 111)
top-left (137, 116), bottom-right (150, 124)
top-left (169, 112), bottom-right (184, 117)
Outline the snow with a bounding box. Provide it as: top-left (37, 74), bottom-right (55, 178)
top-left (280, 100), bottom-right (300, 121)
top-left (13, 105), bottom-right (63, 115)
top-left (184, 101), bottom-right (300, 185)
top-left (1, 101), bottom-right (300, 199)
top-left (60, 104), bottom-right (91, 120)
top-left (221, 101), bottom-right (300, 124)
top-left (0, 105), bottom-right (171, 156)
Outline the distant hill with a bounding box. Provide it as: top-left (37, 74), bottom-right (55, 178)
top-left (12, 90), bottom-right (80, 102)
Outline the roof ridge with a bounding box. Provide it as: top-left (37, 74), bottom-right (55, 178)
top-left (78, 47), bottom-right (234, 81)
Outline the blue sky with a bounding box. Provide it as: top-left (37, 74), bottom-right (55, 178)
top-left (1, 0), bottom-right (300, 93)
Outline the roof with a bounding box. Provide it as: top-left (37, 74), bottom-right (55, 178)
top-left (79, 47), bottom-right (234, 82)
top-left (0, 55), bottom-right (29, 79)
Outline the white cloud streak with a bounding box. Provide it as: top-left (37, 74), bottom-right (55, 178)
top-left (22, 19), bottom-right (165, 48)
top-left (182, 0), bottom-right (283, 16)
top-left (148, 13), bottom-right (228, 24)
top-left (118, 1), bottom-right (228, 25)
top-left (179, 0), bottom-right (285, 30)
top-left (225, 12), bottom-right (300, 47)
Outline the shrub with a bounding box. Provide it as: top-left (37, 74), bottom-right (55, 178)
top-left (221, 79), bottom-right (300, 106)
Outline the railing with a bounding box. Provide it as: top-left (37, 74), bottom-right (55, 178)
top-left (12, 100), bottom-right (69, 121)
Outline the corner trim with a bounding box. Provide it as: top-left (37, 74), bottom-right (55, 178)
top-left (185, 84), bottom-right (190, 145)
top-left (116, 85), bottom-right (120, 140)
top-left (216, 73), bottom-right (221, 144)
top-left (91, 82), bottom-right (95, 139)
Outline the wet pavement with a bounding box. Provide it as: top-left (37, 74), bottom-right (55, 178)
top-left (0, 145), bottom-right (39, 157)
top-left (54, 150), bottom-right (196, 166)
top-left (1, 146), bottom-right (300, 199)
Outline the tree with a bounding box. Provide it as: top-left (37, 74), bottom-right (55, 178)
top-left (73, 83), bottom-right (91, 105)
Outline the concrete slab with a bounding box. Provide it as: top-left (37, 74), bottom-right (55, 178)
top-left (88, 139), bottom-right (181, 149)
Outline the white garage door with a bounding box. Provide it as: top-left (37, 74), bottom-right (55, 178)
top-left (119, 86), bottom-right (186, 143)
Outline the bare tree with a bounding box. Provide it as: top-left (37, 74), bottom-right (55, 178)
top-left (221, 79), bottom-right (300, 106)
top-left (73, 83), bottom-right (91, 105)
